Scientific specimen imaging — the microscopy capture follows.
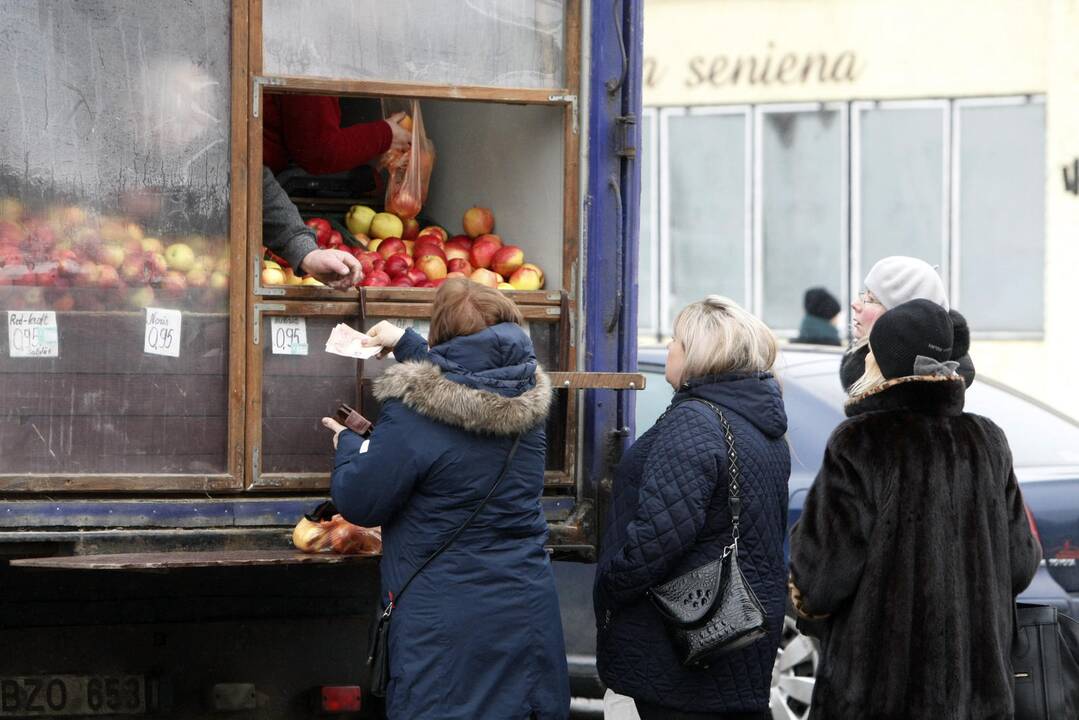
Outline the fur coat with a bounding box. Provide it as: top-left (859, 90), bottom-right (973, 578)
top-left (789, 375), bottom-right (1042, 720)
top-left (332, 324), bottom-right (570, 720)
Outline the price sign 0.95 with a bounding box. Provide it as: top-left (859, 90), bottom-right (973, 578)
top-left (7, 311), bottom-right (59, 358)
top-left (144, 308), bottom-right (182, 358)
top-left (271, 316), bottom-right (308, 356)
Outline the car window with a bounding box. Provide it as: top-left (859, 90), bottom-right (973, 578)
top-left (965, 383), bottom-right (1079, 468)
top-left (635, 367), bottom-right (672, 438)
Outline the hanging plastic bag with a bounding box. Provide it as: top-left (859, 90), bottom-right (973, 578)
top-left (380, 99), bottom-right (435, 220)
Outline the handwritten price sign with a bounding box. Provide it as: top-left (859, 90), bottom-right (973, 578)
top-left (271, 317), bottom-right (308, 356)
top-left (144, 308), bottom-right (182, 357)
top-left (7, 311), bottom-right (59, 358)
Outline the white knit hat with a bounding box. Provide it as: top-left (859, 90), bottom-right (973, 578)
top-left (863, 256), bottom-right (949, 311)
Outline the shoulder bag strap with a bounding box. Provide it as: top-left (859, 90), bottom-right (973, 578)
top-left (387, 433), bottom-right (523, 612)
top-left (675, 399), bottom-right (743, 553)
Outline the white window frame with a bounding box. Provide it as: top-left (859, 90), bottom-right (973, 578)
top-left (753, 102), bottom-right (849, 337)
top-left (658, 105), bottom-right (752, 336)
top-left (951, 95), bottom-right (1046, 340)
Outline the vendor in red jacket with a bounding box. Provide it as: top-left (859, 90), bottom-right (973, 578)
top-left (263, 95), bottom-right (411, 175)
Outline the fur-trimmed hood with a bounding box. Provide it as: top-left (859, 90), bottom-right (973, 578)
top-left (374, 361), bottom-right (552, 435)
top-left (845, 374), bottom-right (965, 418)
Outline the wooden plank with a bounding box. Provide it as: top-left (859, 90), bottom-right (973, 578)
top-left (245, 0), bottom-right (266, 491)
top-left (0, 416), bottom-right (228, 461)
top-left (227, 0), bottom-right (251, 487)
top-left (264, 76), bottom-right (568, 105)
top-left (361, 288), bottom-right (561, 306)
top-left (547, 372), bottom-right (647, 390)
top-left (263, 376), bottom-right (358, 417)
top-left (0, 475), bottom-right (237, 493)
top-left (364, 301), bottom-right (560, 322)
top-left (10, 549), bottom-right (378, 570)
top-left (249, 473), bottom-right (331, 491)
top-left (0, 374), bottom-right (228, 417)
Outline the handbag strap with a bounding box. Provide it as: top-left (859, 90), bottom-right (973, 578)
top-left (384, 434), bottom-right (522, 617)
top-left (676, 399), bottom-right (743, 553)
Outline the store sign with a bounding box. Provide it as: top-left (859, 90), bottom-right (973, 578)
top-left (143, 308), bottom-right (182, 358)
top-left (7, 311), bottom-right (59, 358)
top-left (645, 48), bottom-right (861, 92)
top-left (271, 317), bottom-right (308, 356)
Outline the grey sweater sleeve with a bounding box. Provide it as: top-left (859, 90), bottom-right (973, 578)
top-left (262, 166), bottom-right (318, 274)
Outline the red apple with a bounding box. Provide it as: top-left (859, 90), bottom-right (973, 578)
top-left (509, 264), bottom-right (544, 290)
top-left (491, 245), bottom-right (524, 278)
top-left (447, 258), bottom-right (473, 276)
top-left (446, 271), bottom-right (468, 280)
top-left (413, 243), bottom-right (446, 262)
top-left (53, 293), bottom-right (76, 312)
top-left (390, 276), bottom-right (414, 288)
top-left (469, 237), bottom-right (502, 270)
top-left (98, 244), bottom-right (125, 269)
top-left (161, 271), bottom-right (188, 297)
top-left (469, 268), bottom-right (501, 288)
top-left (360, 270), bottom-right (391, 287)
top-left (448, 235), bottom-right (472, 250)
top-left (325, 230), bottom-right (344, 249)
top-left (306, 218), bottom-right (333, 247)
top-left (431, 278), bottom-right (447, 288)
top-left (356, 251), bottom-right (381, 275)
top-left (97, 265), bottom-right (122, 289)
top-left (474, 233), bottom-right (502, 248)
top-left (445, 244), bottom-right (470, 263)
top-left (462, 207), bottom-right (494, 238)
top-left (418, 280), bottom-right (436, 288)
top-left (406, 267), bottom-right (429, 286)
top-left (416, 255), bottom-right (448, 281)
top-left (377, 237), bottom-right (406, 260)
top-left (383, 253), bottom-right (413, 278)
top-left (401, 218), bottom-right (421, 240)
top-left (419, 226), bottom-right (448, 243)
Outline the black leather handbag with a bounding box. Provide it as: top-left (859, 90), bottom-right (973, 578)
top-left (1012, 602), bottom-right (1079, 719)
top-left (648, 400), bottom-right (769, 668)
top-left (366, 435), bottom-right (521, 697)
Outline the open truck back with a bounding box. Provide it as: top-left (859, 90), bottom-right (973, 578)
top-left (0, 1), bottom-right (643, 717)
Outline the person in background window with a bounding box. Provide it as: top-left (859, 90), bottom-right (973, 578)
top-left (790, 299), bottom-right (1041, 719)
top-left (843, 255), bottom-right (975, 391)
top-left (595, 296), bottom-right (789, 720)
top-left (793, 287), bottom-right (841, 346)
top-left (261, 167), bottom-right (362, 290)
top-left (263, 94), bottom-right (410, 176)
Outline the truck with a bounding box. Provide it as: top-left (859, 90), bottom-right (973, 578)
top-left (0, 1), bottom-right (644, 717)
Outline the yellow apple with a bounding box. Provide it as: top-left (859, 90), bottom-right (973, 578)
top-left (370, 212), bottom-right (404, 240)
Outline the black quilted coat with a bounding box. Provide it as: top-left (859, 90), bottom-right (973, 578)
top-left (594, 373), bottom-right (790, 714)
top-left (789, 376), bottom-right (1042, 720)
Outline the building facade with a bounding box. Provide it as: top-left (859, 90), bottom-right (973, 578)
top-left (639, 0), bottom-right (1079, 419)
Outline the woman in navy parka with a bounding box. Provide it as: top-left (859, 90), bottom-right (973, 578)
top-left (323, 279), bottom-right (570, 720)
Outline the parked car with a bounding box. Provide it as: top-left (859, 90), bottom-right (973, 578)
top-left (556, 344), bottom-right (1079, 718)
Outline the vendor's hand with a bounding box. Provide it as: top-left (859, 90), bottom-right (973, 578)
top-left (363, 320), bottom-right (405, 357)
top-left (300, 249), bottom-right (363, 290)
top-left (321, 417), bottom-right (347, 449)
top-left (385, 112), bottom-right (412, 153)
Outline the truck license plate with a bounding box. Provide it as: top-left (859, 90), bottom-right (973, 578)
top-left (0, 676), bottom-right (146, 716)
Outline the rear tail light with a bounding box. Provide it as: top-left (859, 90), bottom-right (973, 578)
top-left (1024, 504), bottom-right (1042, 545)
top-left (319, 686), bottom-right (362, 714)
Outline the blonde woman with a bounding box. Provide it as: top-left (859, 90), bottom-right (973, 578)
top-left (594, 296), bottom-right (790, 720)
top-left (843, 256), bottom-right (975, 391)
top-left (790, 299), bottom-right (1040, 719)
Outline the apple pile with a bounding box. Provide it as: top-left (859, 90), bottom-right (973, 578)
top-left (344, 204), bottom-right (545, 290)
top-left (0, 196), bottom-right (229, 311)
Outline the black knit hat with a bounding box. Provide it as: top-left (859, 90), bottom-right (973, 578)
top-left (804, 287), bottom-right (841, 320)
top-left (869, 299), bottom-right (954, 380)
top-left (948, 309), bottom-right (970, 360)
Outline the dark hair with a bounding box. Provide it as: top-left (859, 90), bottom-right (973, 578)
top-left (428, 279), bottom-right (524, 347)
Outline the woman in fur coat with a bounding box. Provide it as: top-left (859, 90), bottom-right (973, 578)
top-left (843, 256), bottom-right (975, 391)
top-left (323, 280), bottom-right (569, 720)
top-left (790, 299), bottom-right (1041, 720)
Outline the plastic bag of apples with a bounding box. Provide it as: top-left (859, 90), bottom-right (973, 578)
top-left (292, 501), bottom-right (382, 556)
top-left (380, 99), bottom-right (435, 220)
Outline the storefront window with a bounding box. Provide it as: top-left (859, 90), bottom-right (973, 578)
top-left (759, 108), bottom-right (845, 332)
top-left (638, 111), bottom-right (658, 341)
top-left (956, 103), bottom-right (1045, 334)
top-left (263, 0), bottom-right (566, 89)
top-left (662, 110), bottom-right (747, 334)
top-left (0, 0), bottom-right (231, 475)
top-left (856, 105), bottom-right (947, 284)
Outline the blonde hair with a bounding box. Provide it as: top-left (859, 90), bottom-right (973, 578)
top-left (848, 350), bottom-right (887, 398)
top-left (672, 295), bottom-right (777, 387)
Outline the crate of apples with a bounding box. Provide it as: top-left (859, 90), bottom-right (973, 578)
top-left (353, 205), bottom-right (545, 291)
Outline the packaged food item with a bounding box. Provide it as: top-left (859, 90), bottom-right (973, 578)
top-left (292, 501), bottom-right (382, 556)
